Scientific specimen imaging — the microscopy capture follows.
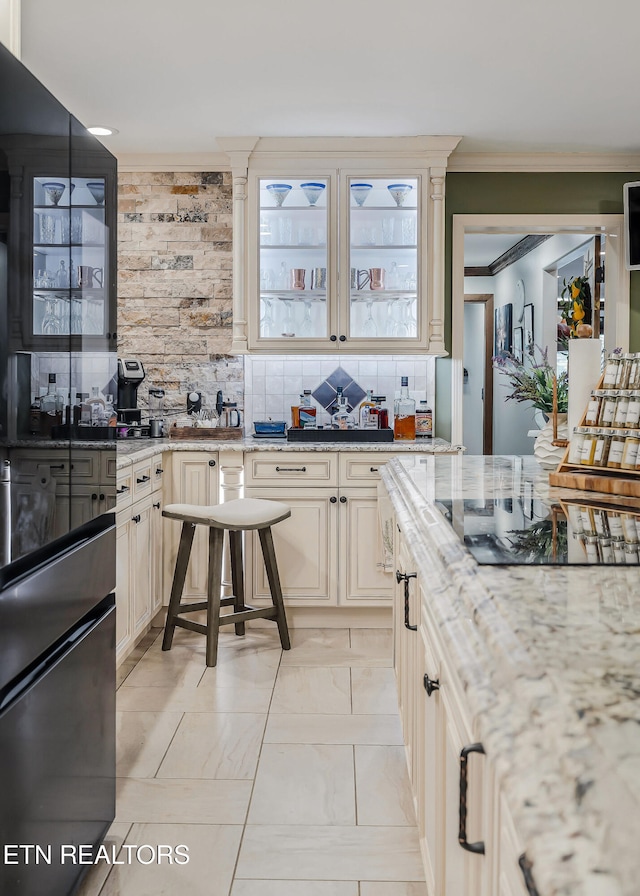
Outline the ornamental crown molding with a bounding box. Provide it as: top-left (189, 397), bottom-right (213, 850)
top-left (448, 151), bottom-right (640, 172)
top-left (115, 152), bottom-right (231, 171)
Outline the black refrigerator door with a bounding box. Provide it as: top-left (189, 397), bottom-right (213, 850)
top-left (0, 597), bottom-right (115, 896)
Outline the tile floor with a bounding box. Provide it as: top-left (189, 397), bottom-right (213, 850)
top-left (77, 624), bottom-right (427, 896)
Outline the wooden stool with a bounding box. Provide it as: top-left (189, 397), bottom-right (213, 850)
top-left (162, 497), bottom-right (291, 666)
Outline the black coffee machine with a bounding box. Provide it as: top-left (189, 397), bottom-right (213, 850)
top-left (117, 358), bottom-right (145, 426)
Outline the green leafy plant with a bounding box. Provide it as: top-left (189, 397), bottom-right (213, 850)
top-left (493, 344), bottom-right (568, 414)
top-left (558, 260), bottom-right (592, 337)
top-left (507, 518), bottom-right (568, 562)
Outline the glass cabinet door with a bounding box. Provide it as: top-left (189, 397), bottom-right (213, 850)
top-left (347, 176), bottom-right (419, 341)
top-left (33, 176), bottom-right (107, 339)
top-left (258, 177), bottom-right (329, 341)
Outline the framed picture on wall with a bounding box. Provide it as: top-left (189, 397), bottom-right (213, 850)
top-left (513, 327), bottom-right (524, 363)
top-left (494, 303), bottom-right (512, 359)
top-left (524, 303), bottom-right (535, 352)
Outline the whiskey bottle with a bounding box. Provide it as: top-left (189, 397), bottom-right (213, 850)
top-left (393, 376), bottom-right (416, 440)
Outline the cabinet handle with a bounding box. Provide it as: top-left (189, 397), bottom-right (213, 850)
top-left (208, 460), bottom-right (216, 467)
top-left (112, 331), bottom-right (117, 341)
top-left (330, 334), bottom-right (337, 342)
top-left (339, 495), bottom-right (347, 504)
top-left (153, 501), bottom-right (161, 509)
top-left (518, 855), bottom-right (540, 896)
top-left (91, 493), bottom-right (98, 501)
top-left (116, 485), bottom-right (130, 494)
top-left (99, 493), bottom-right (105, 501)
top-left (275, 466), bottom-right (306, 472)
top-left (136, 475), bottom-right (150, 483)
top-left (423, 673), bottom-right (440, 697)
top-left (50, 464), bottom-right (65, 470)
top-left (396, 570), bottom-right (417, 631)
top-left (156, 467), bottom-right (164, 474)
top-left (370, 466), bottom-right (379, 472)
top-left (458, 743), bottom-right (486, 855)
top-left (339, 335), bottom-right (346, 342)
top-left (330, 496), bottom-right (337, 504)
top-left (132, 514), bottom-right (141, 523)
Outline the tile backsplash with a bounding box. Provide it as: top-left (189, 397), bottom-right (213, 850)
top-left (244, 354), bottom-right (436, 431)
top-left (31, 352), bottom-right (117, 401)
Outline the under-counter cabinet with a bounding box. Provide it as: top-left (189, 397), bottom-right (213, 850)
top-left (244, 451), bottom-right (394, 607)
top-left (220, 136), bottom-right (460, 354)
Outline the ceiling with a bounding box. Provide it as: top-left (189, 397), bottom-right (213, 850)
top-left (17, 0), bottom-right (640, 160)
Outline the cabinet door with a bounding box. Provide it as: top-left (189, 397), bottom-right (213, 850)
top-left (419, 627), bottom-right (443, 896)
top-left (496, 794), bottom-right (530, 896)
top-left (338, 487), bottom-right (393, 604)
top-left (343, 174), bottom-right (422, 350)
top-left (250, 174), bottom-right (335, 349)
top-left (394, 532), bottom-right (420, 778)
top-left (245, 486), bottom-right (338, 605)
top-left (130, 496), bottom-right (153, 638)
top-left (164, 452), bottom-right (219, 600)
top-left (115, 510), bottom-right (133, 663)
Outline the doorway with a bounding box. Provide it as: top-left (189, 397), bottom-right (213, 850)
top-left (463, 294), bottom-right (493, 454)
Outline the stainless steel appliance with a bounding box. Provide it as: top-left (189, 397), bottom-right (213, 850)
top-left (0, 43), bottom-right (116, 895)
top-left (117, 357), bottom-right (145, 426)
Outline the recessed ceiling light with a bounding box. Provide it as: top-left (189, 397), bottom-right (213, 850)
top-left (87, 126), bottom-right (119, 136)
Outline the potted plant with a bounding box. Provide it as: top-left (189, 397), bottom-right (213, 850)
top-left (559, 260), bottom-right (593, 338)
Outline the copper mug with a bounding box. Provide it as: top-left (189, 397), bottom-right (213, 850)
top-left (77, 265), bottom-right (103, 288)
top-left (291, 268), bottom-right (305, 290)
top-left (369, 267), bottom-right (385, 290)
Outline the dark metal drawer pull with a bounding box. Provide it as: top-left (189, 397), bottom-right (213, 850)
top-left (423, 673), bottom-right (440, 697)
top-left (156, 467), bottom-right (164, 474)
top-left (459, 742), bottom-right (486, 855)
top-left (116, 485), bottom-right (130, 494)
top-left (275, 466), bottom-right (306, 472)
top-left (136, 475), bottom-right (150, 483)
top-left (518, 854), bottom-right (540, 896)
top-left (396, 570), bottom-right (417, 631)
top-left (49, 464), bottom-right (65, 470)
top-left (153, 502), bottom-right (161, 509)
top-left (370, 466), bottom-right (379, 472)
top-left (132, 514), bottom-right (141, 523)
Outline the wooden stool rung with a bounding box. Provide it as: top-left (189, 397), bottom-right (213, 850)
top-left (218, 606), bottom-right (277, 626)
top-left (174, 618), bottom-right (208, 636)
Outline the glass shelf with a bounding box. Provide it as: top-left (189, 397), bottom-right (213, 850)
top-left (261, 290), bottom-right (327, 301)
top-left (260, 244), bottom-right (327, 250)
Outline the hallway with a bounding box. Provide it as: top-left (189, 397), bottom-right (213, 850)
top-left (78, 624), bottom-right (427, 896)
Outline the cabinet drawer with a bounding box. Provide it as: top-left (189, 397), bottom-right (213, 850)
top-left (101, 450), bottom-right (117, 484)
top-left (132, 460), bottom-right (153, 499)
top-left (339, 452), bottom-right (393, 484)
top-left (116, 467), bottom-right (133, 510)
top-left (11, 449), bottom-right (100, 482)
top-left (244, 451), bottom-right (337, 486)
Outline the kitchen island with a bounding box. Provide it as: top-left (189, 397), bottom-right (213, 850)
top-left (382, 453), bottom-right (639, 896)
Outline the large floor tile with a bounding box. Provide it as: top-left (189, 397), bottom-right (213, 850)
top-left (248, 744), bottom-right (355, 825)
top-left (360, 884), bottom-right (428, 896)
top-left (74, 823), bottom-right (131, 896)
top-left (351, 667), bottom-right (399, 715)
top-left (349, 628), bottom-right (393, 655)
top-left (157, 712), bottom-right (266, 779)
top-left (270, 667), bottom-right (351, 714)
top-left (289, 628), bottom-right (351, 648)
top-left (116, 711), bottom-right (183, 778)
top-left (264, 713), bottom-right (403, 745)
top-left (117, 684), bottom-right (272, 714)
top-left (99, 823), bottom-right (242, 896)
top-left (198, 646), bottom-right (282, 690)
top-left (279, 647), bottom-right (391, 668)
top-left (236, 825), bottom-right (425, 881)
top-left (232, 882), bottom-right (358, 896)
top-left (122, 643), bottom-right (206, 689)
top-left (115, 777), bottom-right (252, 824)
top-left (355, 746), bottom-right (416, 826)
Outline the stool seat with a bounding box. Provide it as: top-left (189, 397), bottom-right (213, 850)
top-left (163, 497), bottom-right (291, 530)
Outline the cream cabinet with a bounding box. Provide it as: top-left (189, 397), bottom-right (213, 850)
top-left (220, 136), bottom-right (460, 355)
top-left (244, 451), bottom-right (394, 607)
top-left (115, 452), bottom-right (165, 665)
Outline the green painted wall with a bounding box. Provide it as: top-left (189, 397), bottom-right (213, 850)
top-left (436, 171), bottom-right (640, 440)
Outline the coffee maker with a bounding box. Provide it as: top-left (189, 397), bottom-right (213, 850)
top-left (117, 358), bottom-right (145, 430)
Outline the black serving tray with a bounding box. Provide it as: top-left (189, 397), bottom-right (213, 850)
top-left (287, 427), bottom-right (394, 443)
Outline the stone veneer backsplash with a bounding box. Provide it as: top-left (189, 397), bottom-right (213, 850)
top-left (117, 171), bottom-right (242, 415)
top-left (243, 355), bottom-right (436, 431)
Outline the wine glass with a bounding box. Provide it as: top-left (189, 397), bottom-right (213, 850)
top-left (71, 297), bottom-right (83, 334)
top-left (282, 300), bottom-right (295, 337)
top-left (86, 182), bottom-right (105, 206)
top-left (260, 298), bottom-right (276, 337)
top-left (300, 299), bottom-right (314, 337)
top-left (362, 298), bottom-right (377, 337)
top-left (42, 296), bottom-right (62, 334)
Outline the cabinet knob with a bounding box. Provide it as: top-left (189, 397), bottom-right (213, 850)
top-left (330, 335), bottom-right (337, 342)
top-left (339, 495), bottom-right (347, 504)
top-left (423, 673), bottom-right (440, 697)
top-left (208, 460), bottom-right (216, 467)
top-left (153, 501), bottom-right (161, 509)
top-left (111, 331), bottom-right (117, 341)
top-left (91, 493), bottom-right (98, 501)
top-left (339, 335), bottom-right (346, 342)
top-left (132, 514), bottom-right (141, 524)
top-left (99, 493), bottom-right (105, 501)
top-left (330, 496), bottom-right (337, 504)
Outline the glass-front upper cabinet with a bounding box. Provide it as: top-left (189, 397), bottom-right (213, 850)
top-left (347, 176), bottom-right (419, 342)
top-left (257, 177), bottom-right (331, 342)
top-left (33, 176), bottom-right (108, 341)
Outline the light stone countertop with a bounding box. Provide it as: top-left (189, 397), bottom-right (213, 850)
top-left (381, 453), bottom-right (640, 896)
top-left (115, 435), bottom-right (461, 470)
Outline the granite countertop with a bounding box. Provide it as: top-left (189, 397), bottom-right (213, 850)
top-left (382, 454), bottom-right (640, 896)
top-left (114, 435), bottom-right (461, 469)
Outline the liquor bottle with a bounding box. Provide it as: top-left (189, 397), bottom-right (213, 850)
top-left (359, 389), bottom-right (375, 428)
top-left (40, 373), bottom-right (63, 435)
top-left (299, 390), bottom-right (317, 429)
top-left (29, 395), bottom-right (41, 435)
top-left (331, 386), bottom-right (356, 430)
top-left (415, 400), bottom-right (433, 438)
top-left (88, 385), bottom-right (105, 426)
top-left (373, 396), bottom-right (389, 430)
top-left (393, 376), bottom-right (416, 440)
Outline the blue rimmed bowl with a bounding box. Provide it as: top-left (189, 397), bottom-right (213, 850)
top-left (300, 182), bottom-right (325, 206)
top-left (266, 183), bottom-right (292, 207)
top-left (387, 183), bottom-right (413, 207)
top-left (350, 183), bottom-right (373, 207)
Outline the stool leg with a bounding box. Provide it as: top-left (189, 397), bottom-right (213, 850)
top-left (206, 527), bottom-right (224, 667)
top-left (229, 530), bottom-right (246, 637)
top-left (163, 522), bottom-right (196, 652)
top-left (259, 526), bottom-right (291, 651)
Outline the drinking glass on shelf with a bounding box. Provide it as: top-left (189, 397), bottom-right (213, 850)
top-left (278, 217), bottom-right (293, 245)
top-left (401, 217), bottom-right (416, 245)
top-left (382, 217), bottom-right (395, 245)
top-left (362, 298), bottom-right (378, 337)
top-left (260, 268), bottom-right (275, 290)
top-left (59, 214), bottom-right (70, 244)
top-left (39, 214), bottom-right (56, 244)
top-left (71, 297), bottom-right (83, 334)
top-left (282, 300), bottom-right (295, 337)
top-left (260, 297), bottom-right (276, 337)
top-left (42, 296), bottom-right (62, 334)
top-left (71, 213), bottom-right (83, 243)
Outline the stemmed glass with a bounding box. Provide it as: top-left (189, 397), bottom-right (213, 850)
top-left (260, 298), bottom-right (276, 337)
top-left (282, 300), bottom-right (295, 337)
top-left (300, 299), bottom-right (314, 337)
top-left (42, 296), bottom-right (62, 334)
top-left (362, 298), bottom-right (377, 337)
